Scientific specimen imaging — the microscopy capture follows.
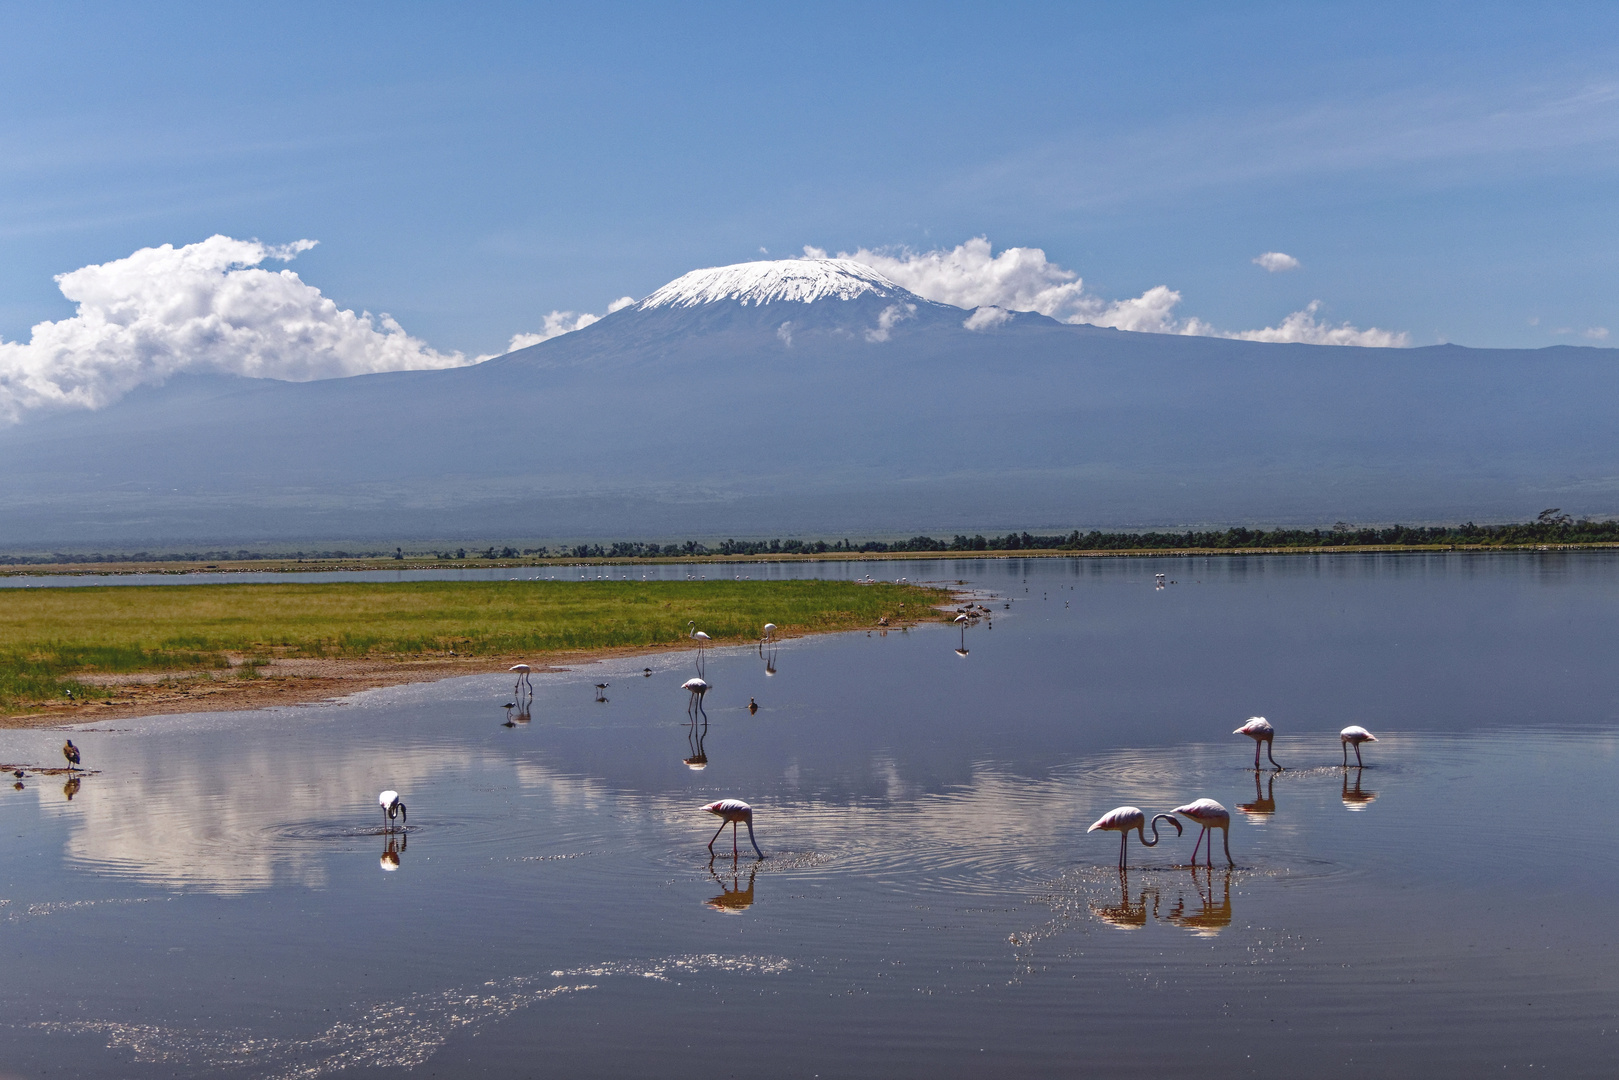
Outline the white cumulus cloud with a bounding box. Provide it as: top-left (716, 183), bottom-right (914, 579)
top-left (1253, 251), bottom-right (1301, 272)
top-left (835, 236), bottom-right (1403, 347)
top-left (865, 302), bottom-right (917, 343)
top-left (499, 296), bottom-right (635, 355)
top-left (0, 235), bottom-right (470, 422)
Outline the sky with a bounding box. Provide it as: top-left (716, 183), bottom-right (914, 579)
top-left (1, 0), bottom-right (1617, 403)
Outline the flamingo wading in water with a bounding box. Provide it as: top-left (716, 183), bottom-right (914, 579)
top-left (1341, 725), bottom-right (1377, 766)
top-left (510, 664), bottom-right (533, 697)
top-left (1234, 716), bottom-right (1282, 770)
top-left (1172, 798), bottom-right (1233, 867)
top-left (1088, 806), bottom-right (1181, 868)
top-left (379, 790), bottom-right (407, 832)
top-left (702, 799), bottom-right (764, 858)
top-left (683, 677), bottom-right (710, 720)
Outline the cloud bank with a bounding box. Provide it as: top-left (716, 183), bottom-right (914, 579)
top-left (0, 235), bottom-right (471, 422)
top-left (502, 296), bottom-right (634, 353)
top-left (834, 237), bottom-right (1406, 346)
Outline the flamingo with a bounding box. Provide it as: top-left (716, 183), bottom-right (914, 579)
top-left (1340, 725), bottom-right (1377, 766)
top-left (1088, 806), bottom-right (1181, 868)
top-left (1172, 798), bottom-right (1233, 866)
top-left (379, 790), bottom-right (407, 832)
top-left (683, 676), bottom-right (710, 720)
top-left (1234, 716), bottom-right (1282, 770)
top-left (62, 740), bottom-right (80, 771)
top-left (688, 621), bottom-right (711, 652)
top-left (510, 664), bottom-right (533, 696)
top-left (702, 798), bottom-right (764, 858)
top-left (762, 623), bottom-right (777, 644)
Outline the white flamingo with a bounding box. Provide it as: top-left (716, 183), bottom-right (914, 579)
top-left (1088, 806), bottom-right (1181, 868)
top-left (1234, 716), bottom-right (1282, 770)
top-left (683, 676), bottom-right (710, 720)
top-left (379, 790), bottom-right (407, 832)
top-left (762, 623), bottom-right (777, 644)
top-left (1172, 798), bottom-right (1233, 866)
top-left (1340, 725), bottom-right (1377, 766)
top-left (702, 798), bottom-right (763, 858)
top-left (510, 664), bottom-right (533, 696)
top-left (688, 621), bottom-right (711, 673)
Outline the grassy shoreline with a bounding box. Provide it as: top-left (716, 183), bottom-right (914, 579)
top-left (0, 579), bottom-right (948, 719)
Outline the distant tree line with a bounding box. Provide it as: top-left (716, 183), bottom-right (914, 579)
top-left (4, 511), bottom-right (1616, 566)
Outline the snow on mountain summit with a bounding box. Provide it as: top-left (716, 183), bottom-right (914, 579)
top-left (636, 258), bottom-right (910, 309)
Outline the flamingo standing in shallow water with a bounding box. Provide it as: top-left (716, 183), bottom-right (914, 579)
top-left (1340, 725), bottom-right (1377, 766)
top-left (1172, 798), bottom-right (1233, 866)
top-left (683, 677), bottom-right (710, 720)
top-left (762, 623), bottom-right (777, 645)
top-left (702, 798), bottom-right (764, 858)
top-left (1234, 716), bottom-right (1282, 770)
top-left (510, 664), bottom-right (533, 697)
top-left (379, 790), bottom-right (407, 832)
top-left (688, 621), bottom-right (711, 673)
top-left (1088, 806), bottom-right (1181, 868)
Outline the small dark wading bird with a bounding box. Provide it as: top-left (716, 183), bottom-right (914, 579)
top-left (1234, 716), bottom-right (1282, 770)
top-left (1089, 806), bottom-right (1181, 869)
top-left (1340, 725), bottom-right (1378, 766)
top-left (379, 790), bottom-right (407, 832)
top-left (683, 677), bottom-right (710, 721)
top-left (1172, 798), bottom-right (1233, 867)
top-left (594, 682), bottom-right (609, 702)
top-left (62, 740), bottom-right (80, 771)
top-left (702, 799), bottom-right (764, 859)
top-left (748, 697), bottom-right (758, 715)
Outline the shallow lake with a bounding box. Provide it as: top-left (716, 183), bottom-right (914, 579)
top-left (3, 552), bottom-right (1618, 1077)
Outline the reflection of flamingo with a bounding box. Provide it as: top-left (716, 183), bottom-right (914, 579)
top-left (1165, 866), bottom-right (1232, 936)
top-left (705, 863), bottom-right (757, 912)
top-left (1234, 716), bottom-right (1282, 770)
top-left (1340, 725), bottom-right (1377, 766)
top-left (1091, 868), bottom-right (1157, 929)
top-left (510, 664), bottom-right (533, 696)
top-left (1238, 770), bottom-right (1276, 817)
top-left (1172, 799), bottom-right (1233, 866)
top-left (379, 790), bottom-right (407, 832)
top-left (683, 677), bottom-right (709, 721)
top-left (684, 715), bottom-right (708, 770)
top-left (1341, 767), bottom-right (1378, 809)
top-left (1088, 806), bottom-right (1181, 868)
top-left (702, 799), bottom-right (764, 858)
top-left (381, 830), bottom-right (406, 871)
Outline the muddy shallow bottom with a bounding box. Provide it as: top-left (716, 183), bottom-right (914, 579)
top-left (2, 552), bottom-right (1618, 1077)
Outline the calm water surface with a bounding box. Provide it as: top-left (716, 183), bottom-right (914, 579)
top-left (2, 553), bottom-right (1617, 1077)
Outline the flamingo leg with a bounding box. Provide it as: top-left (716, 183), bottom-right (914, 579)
top-left (1190, 827), bottom-right (1204, 864)
top-left (1343, 742), bottom-right (1349, 766)
top-left (1355, 743), bottom-right (1364, 767)
top-left (708, 820), bottom-right (728, 852)
top-left (1253, 741), bottom-right (1261, 769)
top-left (1118, 832), bottom-right (1127, 868)
top-left (732, 820), bottom-right (739, 857)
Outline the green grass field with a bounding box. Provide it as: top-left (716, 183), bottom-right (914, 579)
top-left (0, 579), bottom-right (947, 712)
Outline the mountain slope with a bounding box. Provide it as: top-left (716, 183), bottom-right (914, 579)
top-left (0, 258), bottom-right (1615, 546)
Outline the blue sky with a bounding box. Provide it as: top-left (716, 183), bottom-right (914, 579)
top-left (2, 1), bottom-right (1616, 358)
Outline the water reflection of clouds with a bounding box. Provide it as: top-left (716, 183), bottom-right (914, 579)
top-left (49, 744), bottom-right (476, 895)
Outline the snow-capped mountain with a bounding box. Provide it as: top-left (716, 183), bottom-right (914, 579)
top-left (636, 258), bottom-right (906, 308)
top-left (1, 257), bottom-right (1617, 547)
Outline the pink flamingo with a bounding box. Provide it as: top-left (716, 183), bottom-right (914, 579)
top-left (1088, 806), bottom-right (1181, 868)
top-left (702, 799), bottom-right (763, 858)
top-left (1340, 725), bottom-right (1377, 766)
top-left (1172, 798), bottom-right (1233, 866)
top-left (1234, 716), bottom-right (1281, 769)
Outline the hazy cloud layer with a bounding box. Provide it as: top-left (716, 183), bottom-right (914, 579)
top-left (842, 237), bottom-right (1405, 346)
